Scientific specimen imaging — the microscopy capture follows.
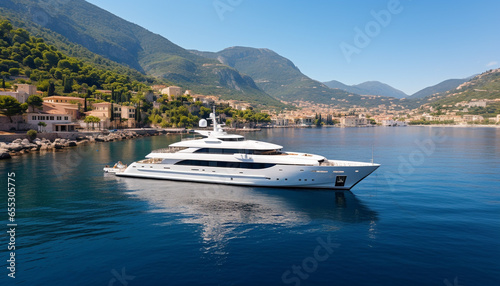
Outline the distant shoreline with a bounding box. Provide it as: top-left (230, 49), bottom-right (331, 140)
top-left (409, 124), bottom-right (500, 128)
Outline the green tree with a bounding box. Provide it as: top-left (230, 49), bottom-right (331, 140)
top-left (37, 80), bottom-right (50, 92)
top-left (37, 121), bottom-right (47, 132)
top-left (27, 95), bottom-right (44, 112)
top-left (84, 115), bottom-right (101, 130)
top-left (42, 51), bottom-right (59, 67)
top-left (0, 95), bottom-right (23, 122)
top-left (26, 129), bottom-right (37, 141)
top-left (135, 101), bottom-right (141, 126)
top-left (23, 55), bottom-right (36, 68)
top-left (0, 20), bottom-right (13, 38)
top-left (8, 67), bottom-right (19, 76)
top-left (34, 57), bottom-right (44, 68)
top-left (63, 77), bottom-right (73, 93)
top-left (48, 81), bottom-right (55, 96)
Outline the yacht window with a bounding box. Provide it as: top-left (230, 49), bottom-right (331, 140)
top-left (152, 147), bottom-right (188, 153)
top-left (174, 160), bottom-right (275, 169)
top-left (194, 148), bottom-right (281, 155)
top-left (218, 137), bottom-right (245, 141)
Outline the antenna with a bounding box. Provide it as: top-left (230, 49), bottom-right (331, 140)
top-left (371, 145), bottom-right (374, 165)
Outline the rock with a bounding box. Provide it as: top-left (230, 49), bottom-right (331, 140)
top-left (21, 139), bottom-right (30, 145)
top-left (76, 140), bottom-right (88, 146)
top-left (12, 138), bottom-right (22, 144)
top-left (39, 143), bottom-right (50, 150)
top-left (26, 143), bottom-right (38, 149)
top-left (0, 149), bottom-right (11, 160)
top-left (54, 143), bottom-right (63, 149)
top-left (7, 143), bottom-right (23, 152)
top-left (67, 141), bottom-right (77, 147)
top-left (34, 138), bottom-right (41, 142)
top-left (54, 138), bottom-right (61, 143)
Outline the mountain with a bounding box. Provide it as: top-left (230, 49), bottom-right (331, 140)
top-left (0, 0), bottom-right (284, 107)
top-left (407, 78), bottom-right (471, 99)
top-left (323, 80), bottom-right (407, 99)
top-left (321, 80), bottom-right (364, 95)
top-left (355, 81), bottom-right (407, 99)
top-left (422, 69), bottom-right (500, 107)
top-left (191, 47), bottom-right (400, 108)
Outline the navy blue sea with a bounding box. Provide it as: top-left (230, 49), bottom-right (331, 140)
top-left (1, 127), bottom-right (499, 286)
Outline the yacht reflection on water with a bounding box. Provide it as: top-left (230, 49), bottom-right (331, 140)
top-left (114, 177), bottom-right (378, 255)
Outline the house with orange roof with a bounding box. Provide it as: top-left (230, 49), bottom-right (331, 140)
top-left (85, 102), bottom-right (137, 129)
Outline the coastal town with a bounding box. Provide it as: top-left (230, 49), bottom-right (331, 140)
top-left (1, 83), bottom-right (499, 137)
top-left (1, 2), bottom-right (499, 285)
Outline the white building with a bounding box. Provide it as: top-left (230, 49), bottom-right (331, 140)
top-left (27, 112), bottom-right (76, 132)
top-left (467, 100), bottom-right (487, 108)
top-left (271, 117), bottom-right (290, 126)
top-left (382, 120), bottom-right (408, 126)
top-left (340, 115), bottom-right (368, 127)
top-left (463, 115), bottom-right (484, 122)
top-left (0, 84), bottom-right (37, 103)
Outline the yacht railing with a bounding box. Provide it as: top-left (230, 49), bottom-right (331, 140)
top-left (320, 160), bottom-right (367, 167)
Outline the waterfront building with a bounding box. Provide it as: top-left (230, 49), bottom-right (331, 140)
top-left (85, 102), bottom-right (137, 128)
top-left (27, 112), bottom-right (76, 132)
top-left (463, 115), bottom-right (484, 122)
top-left (340, 115), bottom-right (368, 127)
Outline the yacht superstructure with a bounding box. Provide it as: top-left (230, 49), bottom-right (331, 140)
top-left (104, 111), bottom-right (380, 190)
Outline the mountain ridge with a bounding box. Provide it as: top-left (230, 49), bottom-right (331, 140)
top-left (421, 69), bottom-right (500, 107)
top-left (323, 80), bottom-right (408, 99)
top-left (191, 46), bottom-right (401, 108)
top-left (407, 78), bottom-right (472, 99)
top-left (0, 0), bottom-right (284, 107)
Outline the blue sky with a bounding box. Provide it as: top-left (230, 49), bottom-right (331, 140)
top-left (86, 0), bottom-right (500, 95)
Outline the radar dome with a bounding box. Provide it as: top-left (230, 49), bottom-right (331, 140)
top-left (199, 119), bottom-right (207, 128)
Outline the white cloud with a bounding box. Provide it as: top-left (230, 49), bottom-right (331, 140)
top-left (486, 61), bottom-right (498, 67)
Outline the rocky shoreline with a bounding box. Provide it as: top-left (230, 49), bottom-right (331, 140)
top-left (0, 131), bottom-right (159, 160)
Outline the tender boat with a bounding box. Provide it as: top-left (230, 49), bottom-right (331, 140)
top-left (104, 110), bottom-right (380, 189)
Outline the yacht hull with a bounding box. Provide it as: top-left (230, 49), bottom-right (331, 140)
top-left (115, 161), bottom-right (380, 190)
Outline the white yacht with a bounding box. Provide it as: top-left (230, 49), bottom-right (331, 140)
top-left (104, 111), bottom-right (380, 190)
